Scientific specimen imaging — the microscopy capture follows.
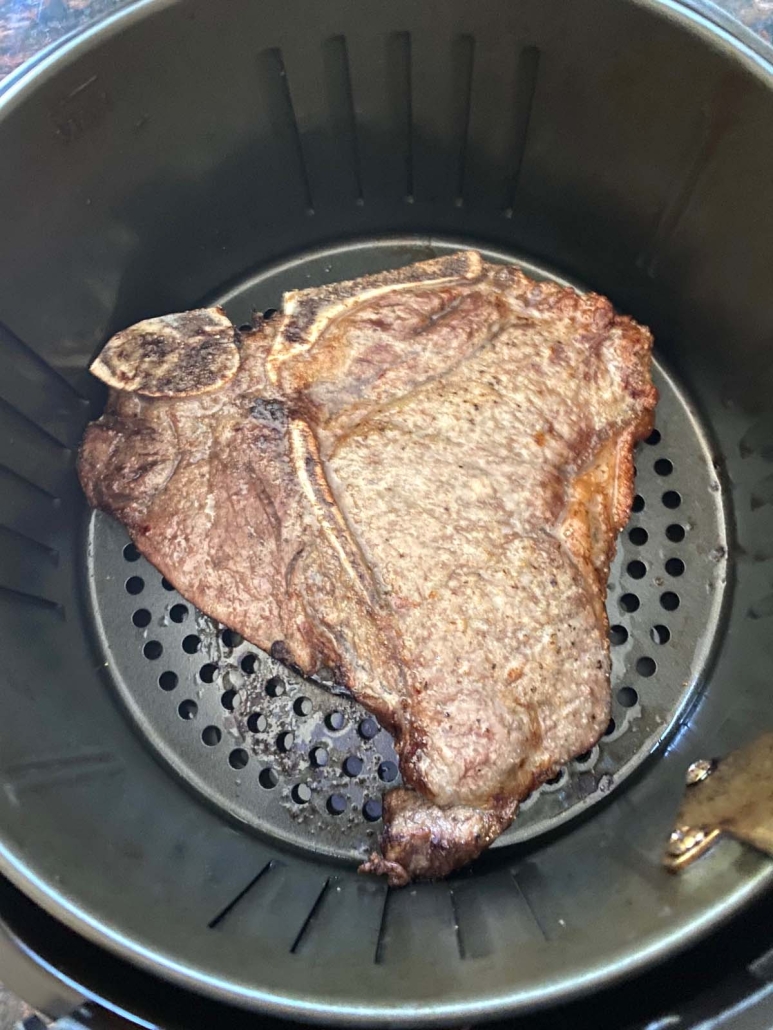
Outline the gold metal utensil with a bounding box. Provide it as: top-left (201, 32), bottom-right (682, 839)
top-left (665, 733), bottom-right (773, 871)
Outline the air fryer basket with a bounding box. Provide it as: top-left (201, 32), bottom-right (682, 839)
top-left (0, 0), bottom-right (772, 1024)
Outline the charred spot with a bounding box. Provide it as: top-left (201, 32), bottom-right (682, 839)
top-left (250, 398), bottom-right (286, 425)
top-left (326, 662), bottom-right (348, 687)
top-left (131, 332), bottom-right (170, 361)
top-left (364, 316), bottom-right (391, 332)
top-left (270, 640), bottom-right (294, 664)
top-left (284, 321), bottom-right (303, 344)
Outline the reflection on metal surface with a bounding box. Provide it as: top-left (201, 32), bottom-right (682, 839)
top-left (685, 757), bottom-right (717, 785)
top-left (665, 733), bottom-right (773, 871)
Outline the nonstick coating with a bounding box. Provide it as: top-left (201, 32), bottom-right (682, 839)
top-left (0, 0), bottom-right (773, 1024)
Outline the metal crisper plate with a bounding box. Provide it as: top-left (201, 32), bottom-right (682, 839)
top-left (87, 239), bottom-right (729, 865)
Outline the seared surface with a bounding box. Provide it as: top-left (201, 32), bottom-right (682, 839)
top-left (79, 252), bottom-right (656, 884)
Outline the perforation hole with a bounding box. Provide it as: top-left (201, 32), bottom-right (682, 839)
top-left (604, 718), bottom-right (616, 736)
top-left (266, 677), bottom-right (285, 698)
top-left (655, 458), bottom-right (673, 476)
top-left (292, 783), bottom-right (311, 804)
top-left (123, 543), bottom-right (140, 562)
top-left (294, 696), bottom-right (312, 717)
top-left (359, 718), bottom-right (379, 739)
top-left (666, 523), bottom-right (685, 542)
top-left (378, 760), bottom-right (398, 782)
top-left (259, 767), bottom-right (279, 788)
top-left (222, 629), bottom-right (243, 648)
top-left (575, 750), bottom-right (594, 765)
top-left (202, 726), bottom-right (221, 747)
top-left (662, 490), bottom-right (681, 509)
top-left (182, 634), bottom-right (201, 654)
top-left (132, 608), bottom-right (151, 628)
top-left (327, 793), bottom-right (346, 815)
top-left (651, 625), bottom-right (671, 645)
top-left (617, 686), bottom-right (638, 708)
top-left (620, 593), bottom-right (640, 613)
top-left (310, 745), bottom-right (328, 768)
top-left (264, 307), bottom-right (278, 319)
top-left (228, 748), bottom-right (249, 770)
top-left (220, 690), bottom-right (237, 711)
top-left (241, 653), bottom-right (258, 674)
top-left (276, 731), bottom-right (294, 753)
top-left (363, 799), bottom-right (382, 822)
top-left (158, 671), bottom-right (177, 691)
top-left (161, 577), bottom-right (175, 591)
top-left (170, 603), bottom-right (188, 623)
top-left (646, 429), bottom-right (661, 445)
top-left (628, 527), bottom-right (648, 546)
top-left (343, 755), bottom-right (363, 777)
top-left (125, 576), bottom-right (144, 595)
top-left (178, 699), bottom-right (198, 720)
top-left (636, 656), bottom-right (657, 678)
top-left (143, 640), bottom-right (162, 660)
top-left (326, 711), bottom-right (345, 731)
top-left (609, 625), bottom-right (628, 646)
top-left (627, 560), bottom-right (646, 580)
top-left (545, 768), bottom-right (566, 788)
top-left (631, 494), bottom-right (645, 513)
top-left (247, 711), bottom-right (267, 733)
top-left (199, 663), bottom-right (217, 683)
top-left (661, 591), bottom-right (680, 611)
top-left (666, 557), bottom-right (685, 577)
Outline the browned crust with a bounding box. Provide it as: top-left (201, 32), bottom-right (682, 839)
top-left (267, 252), bottom-right (487, 389)
top-left (559, 417), bottom-right (654, 616)
top-left (91, 307), bottom-right (240, 397)
top-left (282, 250), bottom-right (484, 335)
top-left (359, 789), bottom-right (519, 887)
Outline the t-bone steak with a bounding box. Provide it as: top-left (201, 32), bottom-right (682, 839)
top-left (78, 252), bottom-right (657, 885)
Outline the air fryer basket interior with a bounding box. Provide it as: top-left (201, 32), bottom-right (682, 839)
top-left (0, 0), bottom-right (772, 1023)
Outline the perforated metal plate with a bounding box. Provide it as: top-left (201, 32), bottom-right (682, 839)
top-left (87, 239), bottom-right (729, 863)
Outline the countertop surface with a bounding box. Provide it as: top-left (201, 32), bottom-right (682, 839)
top-left (1, 0), bottom-right (773, 80)
top-left (0, 0), bottom-right (771, 1027)
top-left (0, 0), bottom-right (124, 78)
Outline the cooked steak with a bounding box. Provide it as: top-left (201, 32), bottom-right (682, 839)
top-left (78, 252), bottom-right (656, 885)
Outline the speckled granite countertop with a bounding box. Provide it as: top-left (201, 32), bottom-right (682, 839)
top-left (719, 0), bottom-right (773, 35)
top-left (1, 0), bottom-right (773, 80)
top-left (0, 0), bottom-right (129, 78)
